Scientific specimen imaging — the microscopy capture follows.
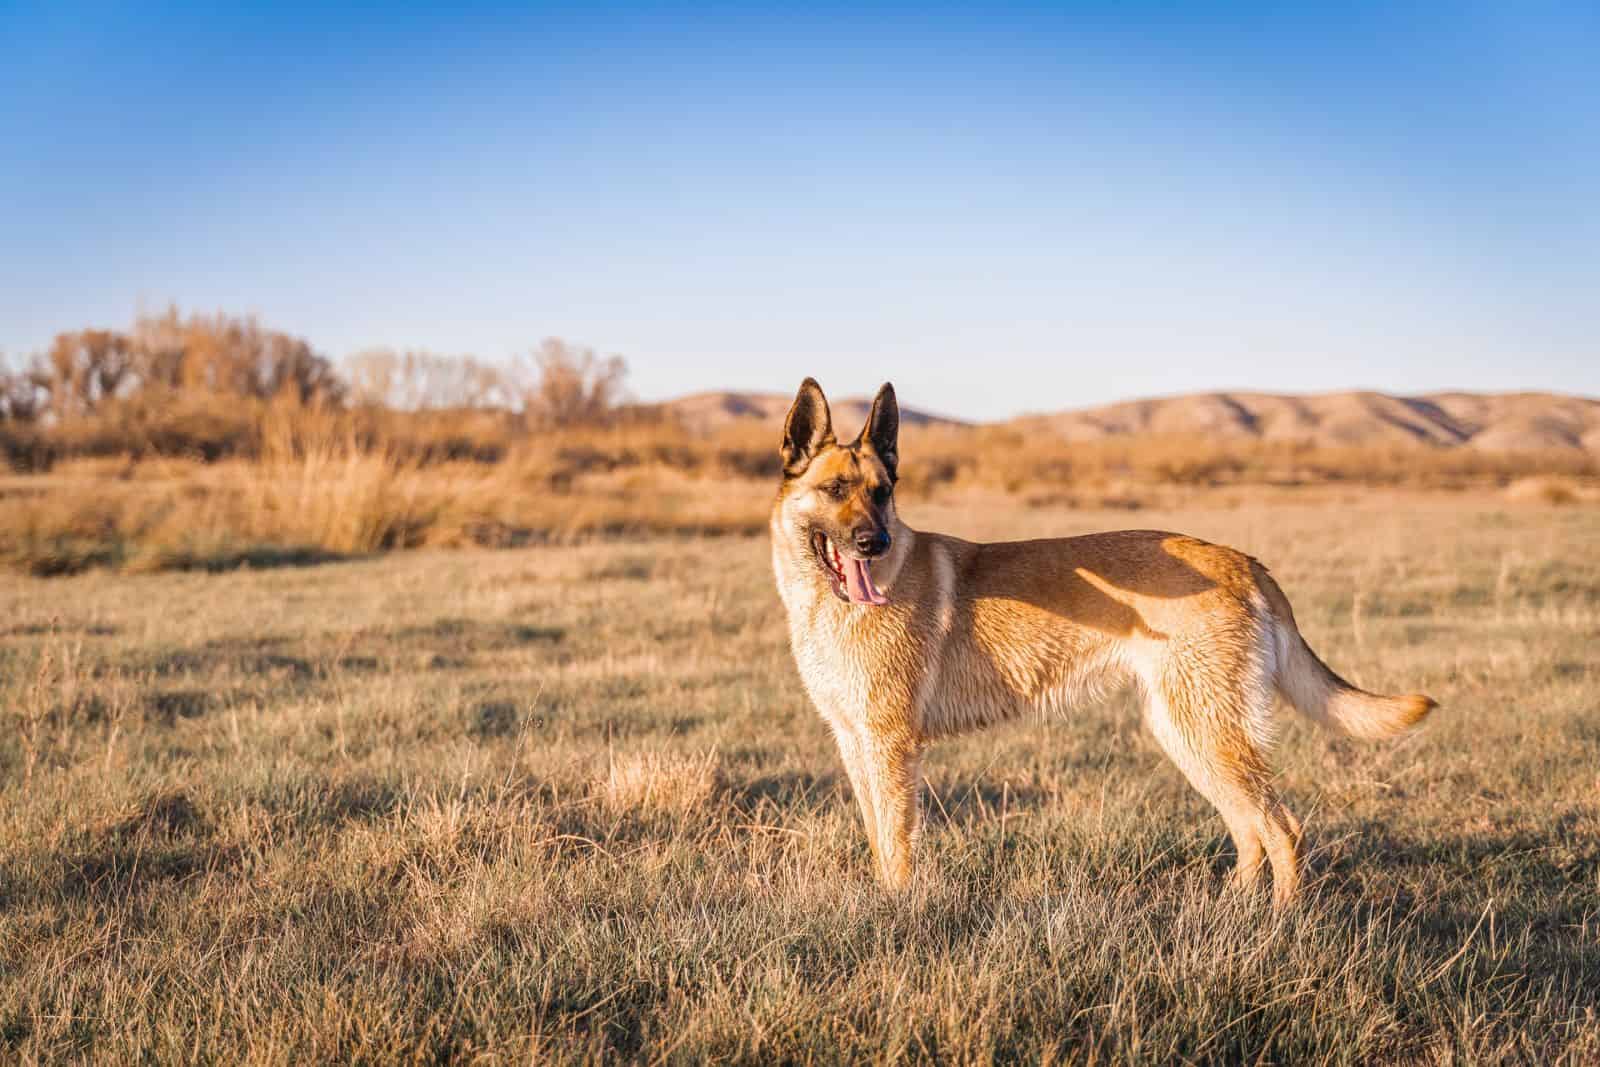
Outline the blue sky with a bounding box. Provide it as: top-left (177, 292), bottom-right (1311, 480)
top-left (2, 2), bottom-right (1596, 419)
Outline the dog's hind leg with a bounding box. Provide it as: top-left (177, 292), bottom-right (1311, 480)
top-left (1142, 661), bottom-right (1303, 908)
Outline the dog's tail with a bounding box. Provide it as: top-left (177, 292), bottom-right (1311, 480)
top-left (1253, 562), bottom-right (1437, 740)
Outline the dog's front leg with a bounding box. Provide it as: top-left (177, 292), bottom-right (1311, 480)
top-left (831, 726), bottom-right (885, 876)
top-left (858, 732), bottom-right (925, 892)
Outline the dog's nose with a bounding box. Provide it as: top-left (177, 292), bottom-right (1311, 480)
top-left (854, 528), bottom-right (890, 557)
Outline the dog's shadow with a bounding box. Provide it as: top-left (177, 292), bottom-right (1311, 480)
top-left (868, 778), bottom-right (1594, 995)
top-left (727, 766), bottom-right (1598, 1003)
top-left (1306, 814), bottom-right (1598, 944)
top-left (726, 770), bottom-right (841, 815)
top-left (921, 778), bottom-right (1052, 828)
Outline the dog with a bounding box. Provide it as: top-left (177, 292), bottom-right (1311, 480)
top-left (770, 378), bottom-right (1435, 907)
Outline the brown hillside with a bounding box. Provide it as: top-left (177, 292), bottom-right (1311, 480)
top-left (657, 388), bottom-right (1599, 454)
top-left (654, 391), bottom-right (968, 433)
top-left (1008, 390), bottom-right (1600, 454)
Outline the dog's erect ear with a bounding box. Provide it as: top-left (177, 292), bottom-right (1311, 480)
top-left (780, 377), bottom-right (835, 477)
top-left (859, 382), bottom-right (899, 482)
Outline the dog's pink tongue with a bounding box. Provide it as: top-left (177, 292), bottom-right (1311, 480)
top-left (844, 557), bottom-right (889, 606)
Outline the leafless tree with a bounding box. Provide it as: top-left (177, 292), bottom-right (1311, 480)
top-left (0, 353), bottom-right (47, 422)
top-left (510, 338), bottom-right (628, 429)
top-left (345, 349), bottom-right (509, 411)
top-left (130, 308), bottom-right (343, 405)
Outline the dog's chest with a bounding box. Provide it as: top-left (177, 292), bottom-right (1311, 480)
top-left (778, 590), bottom-right (902, 726)
top-left (773, 545), bottom-right (919, 728)
top-left (789, 624), bottom-right (875, 727)
top-left (783, 598), bottom-right (935, 738)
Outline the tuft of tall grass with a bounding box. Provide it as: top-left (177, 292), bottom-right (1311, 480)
top-left (1503, 474), bottom-right (1586, 505)
top-left (600, 749), bottom-right (723, 818)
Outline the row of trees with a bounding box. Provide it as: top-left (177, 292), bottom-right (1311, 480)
top-left (342, 344), bottom-right (627, 427)
top-left (0, 309), bottom-right (630, 435)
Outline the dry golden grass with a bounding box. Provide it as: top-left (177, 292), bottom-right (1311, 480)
top-left (1, 492), bottom-right (1597, 1062)
top-left (4, 404), bottom-right (1596, 577)
top-left (0, 417), bottom-right (779, 575)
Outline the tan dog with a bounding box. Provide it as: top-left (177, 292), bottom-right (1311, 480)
top-left (770, 378), bottom-right (1435, 907)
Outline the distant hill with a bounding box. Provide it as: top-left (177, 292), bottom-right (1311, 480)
top-left (1009, 391), bottom-right (1600, 455)
top-left (655, 389), bottom-right (1600, 455)
top-left (652, 391), bottom-right (969, 433)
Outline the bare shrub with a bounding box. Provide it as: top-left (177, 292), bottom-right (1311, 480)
top-left (42, 390), bottom-right (265, 462)
top-left (1504, 475), bottom-right (1582, 505)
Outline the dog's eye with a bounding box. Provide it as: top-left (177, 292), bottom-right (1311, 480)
top-left (871, 484), bottom-right (892, 505)
top-left (820, 480), bottom-right (847, 500)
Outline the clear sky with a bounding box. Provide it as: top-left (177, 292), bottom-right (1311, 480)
top-left (2, 2), bottom-right (1596, 419)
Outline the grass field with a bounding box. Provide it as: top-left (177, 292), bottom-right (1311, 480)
top-left (2, 492), bottom-right (1597, 1063)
